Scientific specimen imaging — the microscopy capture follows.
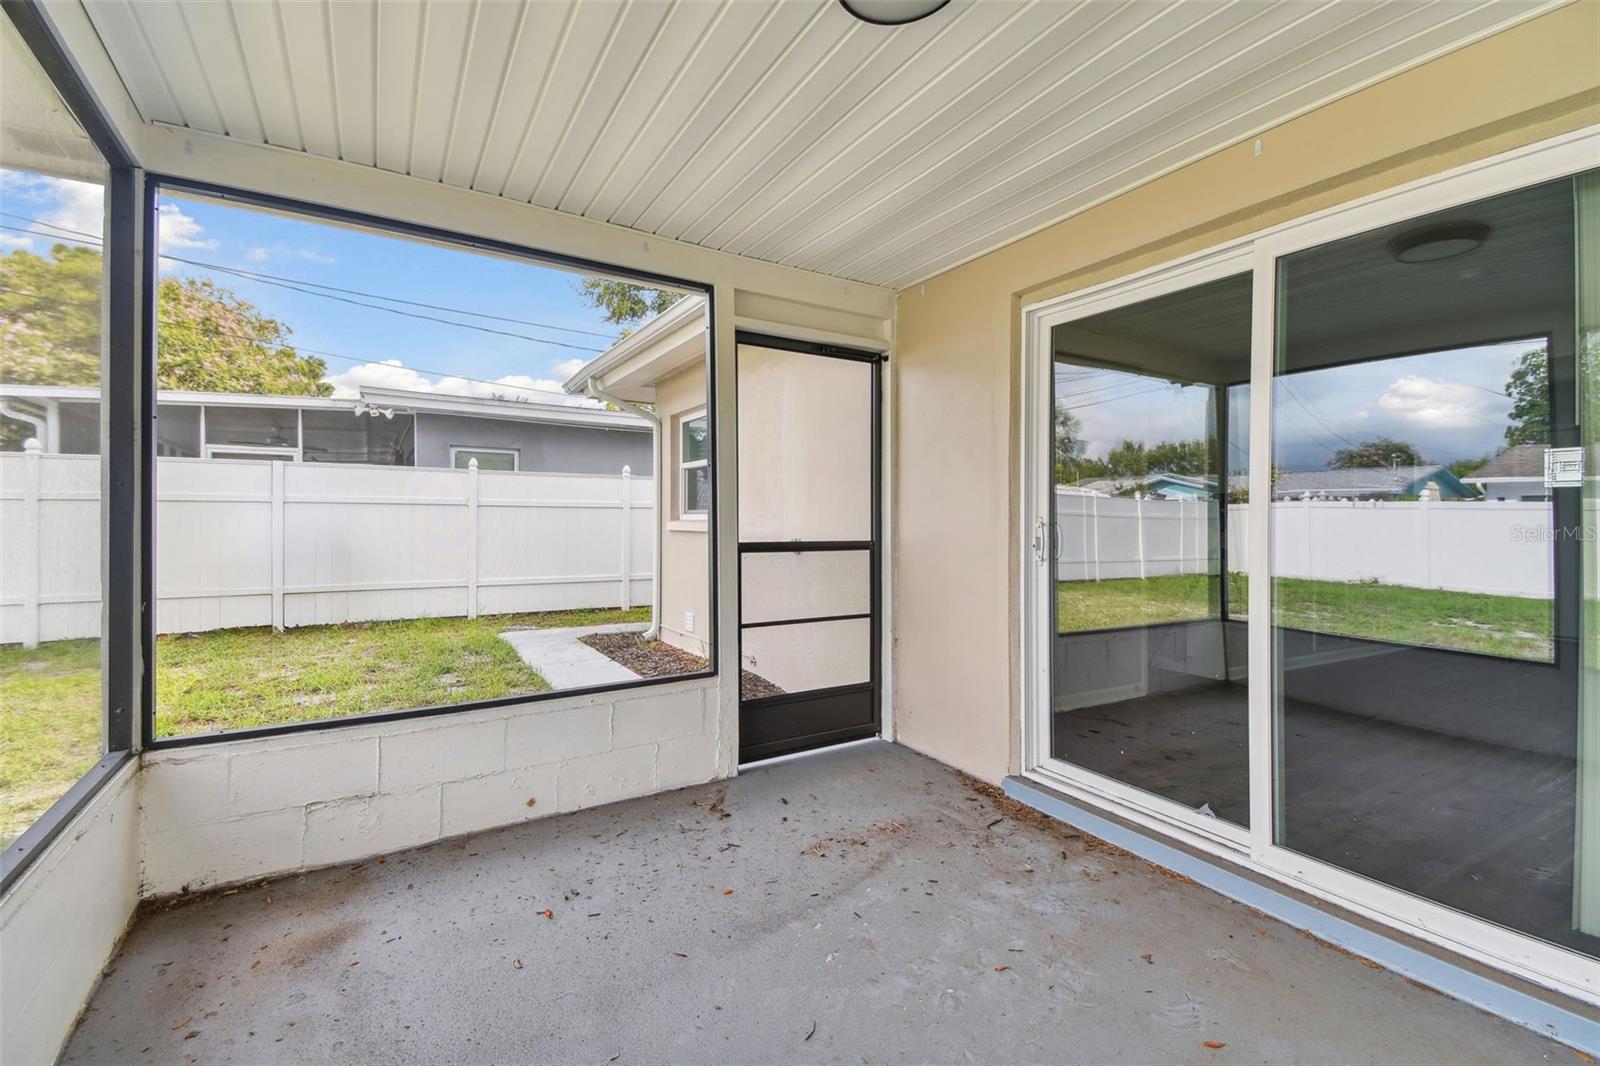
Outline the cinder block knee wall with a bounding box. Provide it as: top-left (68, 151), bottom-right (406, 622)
top-left (140, 681), bottom-right (721, 895)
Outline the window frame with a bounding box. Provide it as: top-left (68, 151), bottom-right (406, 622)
top-left (1018, 125), bottom-right (1600, 1004)
top-left (204, 444), bottom-right (301, 462)
top-left (140, 174), bottom-right (720, 751)
top-left (678, 408), bottom-right (710, 520)
top-left (0, 0), bottom-right (140, 896)
top-left (450, 445), bottom-right (519, 471)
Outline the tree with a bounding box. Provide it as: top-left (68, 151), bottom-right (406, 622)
top-left (155, 276), bottom-right (330, 396)
top-left (1146, 438), bottom-right (1210, 477)
top-left (1329, 437), bottom-right (1422, 469)
top-left (1053, 406), bottom-right (1085, 483)
top-left (1, 244), bottom-right (331, 395)
top-left (576, 277), bottom-right (680, 328)
top-left (1503, 345), bottom-right (1549, 446)
top-left (0, 244), bottom-right (103, 388)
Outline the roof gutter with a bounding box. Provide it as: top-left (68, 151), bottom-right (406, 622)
top-left (585, 379), bottom-right (661, 641)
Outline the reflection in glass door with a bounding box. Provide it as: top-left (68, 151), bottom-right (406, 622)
top-left (736, 335), bottom-right (880, 763)
top-left (1272, 174), bottom-right (1598, 959)
top-left (1049, 273), bottom-right (1252, 827)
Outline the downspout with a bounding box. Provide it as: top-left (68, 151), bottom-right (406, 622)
top-left (586, 379), bottom-right (662, 640)
top-left (0, 400), bottom-right (47, 448)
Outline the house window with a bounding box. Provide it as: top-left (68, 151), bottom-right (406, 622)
top-left (451, 447), bottom-right (517, 471)
top-left (679, 411), bottom-right (709, 518)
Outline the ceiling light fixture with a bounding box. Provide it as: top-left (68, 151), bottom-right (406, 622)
top-left (840, 0), bottom-right (951, 26)
top-left (1386, 221), bottom-right (1490, 264)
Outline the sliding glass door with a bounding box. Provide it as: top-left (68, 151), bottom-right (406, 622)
top-left (1026, 143), bottom-right (1600, 993)
top-left (1272, 176), bottom-right (1593, 957)
top-left (1049, 272), bottom-right (1251, 829)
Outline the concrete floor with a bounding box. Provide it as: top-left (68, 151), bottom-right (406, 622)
top-left (65, 741), bottom-right (1573, 1064)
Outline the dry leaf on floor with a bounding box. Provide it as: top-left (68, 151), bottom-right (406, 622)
top-left (538, 909), bottom-right (554, 920)
top-left (1203, 1041), bottom-right (1227, 1050)
top-left (994, 965), bottom-right (1009, 972)
top-left (170, 1017), bottom-right (191, 1031)
top-left (513, 959), bottom-right (523, 970)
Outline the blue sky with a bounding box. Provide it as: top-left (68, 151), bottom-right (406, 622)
top-left (1057, 339), bottom-right (1531, 472)
top-left (3, 171), bottom-right (665, 405)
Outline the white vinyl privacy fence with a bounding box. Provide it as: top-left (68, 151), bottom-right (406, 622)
top-left (1, 452), bottom-right (653, 646)
top-left (1056, 489), bottom-right (1553, 599)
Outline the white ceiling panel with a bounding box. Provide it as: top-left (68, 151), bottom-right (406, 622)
top-left (79, 0), bottom-right (1560, 288)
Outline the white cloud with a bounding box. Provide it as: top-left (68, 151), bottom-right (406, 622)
top-left (323, 360), bottom-right (599, 407)
top-left (157, 203), bottom-right (218, 251)
top-left (242, 244), bottom-right (336, 266)
top-left (1365, 375), bottom-right (1506, 430)
top-left (551, 357), bottom-right (588, 380)
top-left (39, 178), bottom-right (104, 243)
top-left (0, 232), bottom-right (34, 250)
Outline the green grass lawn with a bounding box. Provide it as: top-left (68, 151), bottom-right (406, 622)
top-left (1058, 573), bottom-right (1553, 661)
top-left (0, 639), bottom-right (103, 849)
top-left (0, 605), bottom-right (647, 848)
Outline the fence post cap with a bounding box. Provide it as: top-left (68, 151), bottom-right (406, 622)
top-left (468, 457), bottom-right (478, 470)
top-left (22, 438), bottom-right (42, 454)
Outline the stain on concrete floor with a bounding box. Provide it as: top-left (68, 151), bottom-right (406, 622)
top-left (62, 741), bottom-right (1576, 1064)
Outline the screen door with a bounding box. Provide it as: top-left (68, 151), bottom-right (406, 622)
top-left (736, 333), bottom-right (880, 763)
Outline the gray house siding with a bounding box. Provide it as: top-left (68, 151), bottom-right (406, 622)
top-left (414, 412), bottom-right (651, 475)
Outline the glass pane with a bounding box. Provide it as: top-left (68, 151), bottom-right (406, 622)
top-left (1050, 273), bottom-right (1251, 827)
top-left (681, 414), bottom-right (708, 463)
top-left (1274, 175), bottom-right (1596, 958)
top-left (455, 450), bottom-right (515, 471)
top-left (205, 406), bottom-right (298, 451)
top-left (303, 407), bottom-right (412, 465)
top-left (0, 10), bottom-right (108, 847)
top-left (737, 346), bottom-right (871, 542)
top-left (741, 550), bottom-right (869, 625)
top-left (150, 187), bottom-right (712, 738)
top-left (741, 617), bottom-right (870, 697)
top-left (683, 464), bottom-right (710, 515)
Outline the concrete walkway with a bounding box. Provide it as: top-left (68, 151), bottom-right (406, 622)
top-left (62, 741), bottom-right (1571, 1064)
top-left (499, 621), bottom-right (646, 689)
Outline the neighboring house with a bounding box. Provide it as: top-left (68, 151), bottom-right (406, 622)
top-left (563, 295), bottom-right (710, 657)
top-left (0, 382), bottom-right (651, 476)
top-left (1074, 471), bottom-right (1215, 500)
top-left (1462, 443), bottom-right (1550, 501)
top-left (1226, 464), bottom-right (1477, 500)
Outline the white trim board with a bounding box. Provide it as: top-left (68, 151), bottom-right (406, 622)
top-left (1004, 774), bottom-right (1600, 1055)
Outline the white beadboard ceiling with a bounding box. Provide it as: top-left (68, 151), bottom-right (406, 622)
top-left (79, 0), bottom-right (1556, 289)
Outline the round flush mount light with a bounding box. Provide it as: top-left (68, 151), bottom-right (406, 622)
top-left (1386, 221), bottom-right (1490, 264)
top-left (840, 0), bottom-right (951, 26)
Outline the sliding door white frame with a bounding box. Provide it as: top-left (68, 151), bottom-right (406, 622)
top-left (1019, 124), bottom-right (1600, 1004)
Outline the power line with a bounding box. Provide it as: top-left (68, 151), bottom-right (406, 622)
top-left (0, 276), bottom-right (601, 404)
top-left (167, 255), bottom-right (619, 341)
top-left (0, 215), bottom-right (618, 353)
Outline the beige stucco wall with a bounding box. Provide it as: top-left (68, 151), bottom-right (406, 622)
top-left (890, 3), bottom-right (1600, 784)
top-left (656, 361), bottom-right (711, 657)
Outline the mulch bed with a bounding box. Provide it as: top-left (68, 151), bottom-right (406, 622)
top-left (579, 632), bottom-right (784, 698)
